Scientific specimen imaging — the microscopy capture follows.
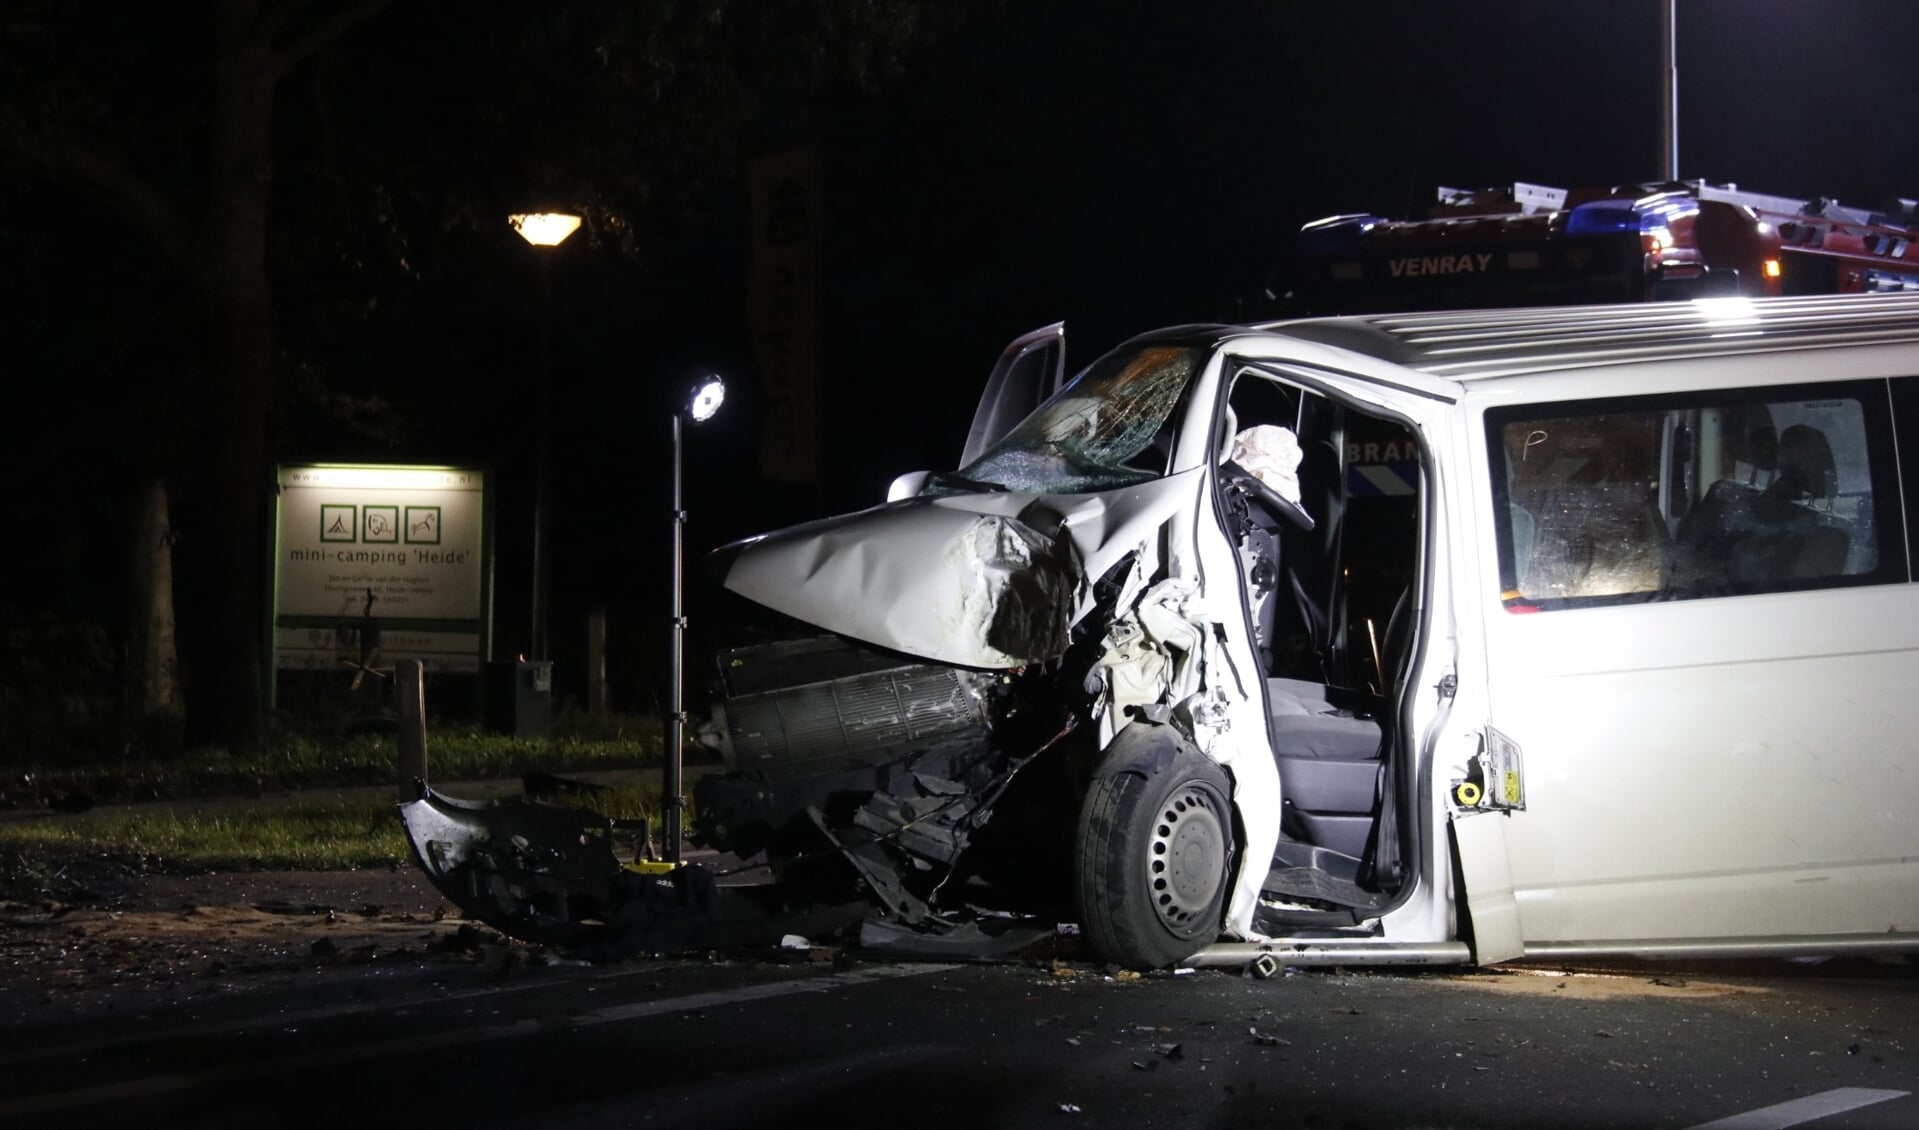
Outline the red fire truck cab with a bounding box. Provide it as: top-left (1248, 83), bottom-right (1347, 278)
top-left (1291, 180), bottom-right (1919, 315)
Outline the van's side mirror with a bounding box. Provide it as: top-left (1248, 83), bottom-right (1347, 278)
top-left (887, 470), bottom-right (931, 502)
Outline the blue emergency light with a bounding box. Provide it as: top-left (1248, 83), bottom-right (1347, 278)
top-left (1299, 213), bottom-right (1381, 257)
top-left (1566, 194), bottom-right (1699, 238)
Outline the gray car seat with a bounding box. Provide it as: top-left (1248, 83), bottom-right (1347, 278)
top-left (1673, 413), bottom-right (1777, 595)
top-left (1268, 588), bottom-right (1410, 867)
top-left (1728, 423), bottom-right (1850, 587)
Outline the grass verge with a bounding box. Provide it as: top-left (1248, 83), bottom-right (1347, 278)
top-left (0, 782), bottom-right (672, 878)
top-left (0, 709), bottom-right (690, 885)
top-left (1, 802), bottom-right (413, 873)
top-left (1, 711), bottom-right (673, 807)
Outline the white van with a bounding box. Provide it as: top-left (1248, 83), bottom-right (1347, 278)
top-left (400, 293), bottom-right (1919, 968)
top-left (683, 292), bottom-right (1919, 969)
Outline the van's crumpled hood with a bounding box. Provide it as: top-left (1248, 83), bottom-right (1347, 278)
top-left (711, 470), bottom-right (1200, 668)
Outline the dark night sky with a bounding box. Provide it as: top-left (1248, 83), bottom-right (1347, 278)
top-left (808, 0), bottom-right (1919, 502)
top-left (15, 0), bottom-right (1919, 712)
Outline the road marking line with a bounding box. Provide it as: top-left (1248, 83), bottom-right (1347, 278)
top-left (1686, 1087), bottom-right (1911, 1129)
top-left (0, 962), bottom-right (957, 1119)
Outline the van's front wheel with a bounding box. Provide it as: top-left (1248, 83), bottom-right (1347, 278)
top-left (1075, 730), bottom-right (1234, 969)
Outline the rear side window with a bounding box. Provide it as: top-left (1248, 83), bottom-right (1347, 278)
top-left (1486, 381), bottom-right (1907, 611)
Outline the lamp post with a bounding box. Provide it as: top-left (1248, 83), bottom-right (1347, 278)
top-left (1659, 0), bottom-right (1679, 181)
top-left (666, 373), bottom-right (726, 866)
top-left (508, 212), bottom-right (581, 666)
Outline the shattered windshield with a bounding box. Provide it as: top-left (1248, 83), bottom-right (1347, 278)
top-left (931, 343), bottom-right (1203, 495)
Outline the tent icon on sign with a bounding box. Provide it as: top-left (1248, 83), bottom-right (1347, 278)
top-left (320, 505), bottom-right (356, 542)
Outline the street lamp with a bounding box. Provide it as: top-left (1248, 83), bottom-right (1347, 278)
top-left (666, 372), bottom-right (726, 866)
top-left (508, 212), bottom-right (581, 248)
top-left (509, 212), bottom-right (580, 667)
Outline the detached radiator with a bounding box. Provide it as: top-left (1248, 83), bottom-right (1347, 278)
top-left (711, 636), bottom-right (993, 772)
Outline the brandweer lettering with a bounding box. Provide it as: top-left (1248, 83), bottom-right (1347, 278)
top-left (1347, 440), bottom-right (1414, 463)
top-left (1390, 252), bottom-right (1495, 278)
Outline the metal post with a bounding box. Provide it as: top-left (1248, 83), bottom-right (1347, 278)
top-left (665, 411), bottom-right (685, 865)
top-left (1660, 0), bottom-right (1679, 182)
top-left (530, 253), bottom-right (553, 663)
top-left (588, 606), bottom-right (607, 716)
top-left (396, 659), bottom-right (428, 801)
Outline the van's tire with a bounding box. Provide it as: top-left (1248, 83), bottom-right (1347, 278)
top-left (1075, 727), bottom-right (1235, 969)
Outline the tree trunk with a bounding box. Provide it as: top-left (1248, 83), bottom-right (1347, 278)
top-left (188, 4), bottom-right (278, 752)
top-left (182, 0), bottom-right (392, 751)
top-left (126, 476), bottom-right (184, 755)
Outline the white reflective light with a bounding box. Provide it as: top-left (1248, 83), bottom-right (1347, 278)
top-left (282, 465), bottom-right (477, 490)
top-left (688, 377), bottom-right (726, 423)
top-left (1692, 296), bottom-right (1760, 327)
top-left (509, 212), bottom-right (582, 247)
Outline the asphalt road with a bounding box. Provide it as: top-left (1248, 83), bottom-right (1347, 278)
top-left (1, 944), bottom-right (1913, 1129)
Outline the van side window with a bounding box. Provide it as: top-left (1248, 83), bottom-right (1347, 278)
top-left (1487, 381), bottom-right (1906, 610)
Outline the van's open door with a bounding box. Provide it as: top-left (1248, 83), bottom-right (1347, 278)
top-left (960, 322), bottom-right (1066, 467)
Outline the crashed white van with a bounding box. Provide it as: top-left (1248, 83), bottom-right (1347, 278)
top-left (680, 293), bottom-right (1919, 970)
top-left (400, 293), bottom-right (1919, 968)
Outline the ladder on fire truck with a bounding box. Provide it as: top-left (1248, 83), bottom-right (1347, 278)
top-left (1690, 183), bottom-right (1919, 293)
top-left (1428, 180), bottom-right (1919, 294)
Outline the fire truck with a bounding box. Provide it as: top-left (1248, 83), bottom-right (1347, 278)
top-left (1288, 180), bottom-right (1919, 315)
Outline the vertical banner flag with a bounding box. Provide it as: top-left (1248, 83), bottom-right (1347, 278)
top-left (748, 146), bottom-right (821, 484)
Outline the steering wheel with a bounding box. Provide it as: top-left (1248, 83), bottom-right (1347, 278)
top-left (1222, 460), bottom-right (1314, 533)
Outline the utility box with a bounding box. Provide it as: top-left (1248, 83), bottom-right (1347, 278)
top-left (486, 659), bottom-right (553, 739)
